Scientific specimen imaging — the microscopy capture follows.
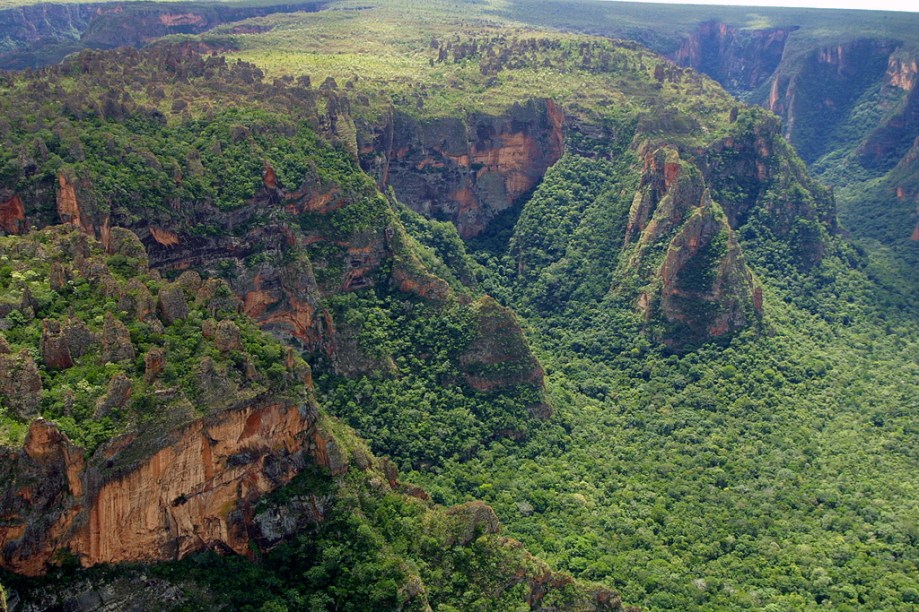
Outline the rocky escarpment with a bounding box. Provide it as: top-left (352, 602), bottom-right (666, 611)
top-left (0, 228), bottom-right (617, 610)
top-left (361, 98), bottom-right (565, 239)
top-left (672, 21), bottom-right (797, 93)
top-left (621, 147), bottom-right (761, 348)
top-left (79, 2), bottom-right (324, 49)
top-left (0, 3), bottom-right (104, 52)
top-left (0, 47), bottom-right (553, 464)
top-left (857, 63), bottom-right (919, 172)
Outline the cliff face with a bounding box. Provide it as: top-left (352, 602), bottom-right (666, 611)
top-left (79, 2), bottom-right (323, 49)
top-left (362, 99), bottom-right (565, 239)
top-left (0, 400), bottom-right (321, 576)
top-left (857, 73), bottom-right (919, 171)
top-left (671, 21), bottom-right (796, 93)
top-left (0, 3), bottom-right (101, 52)
top-left (761, 39), bottom-right (898, 163)
top-left (701, 108), bottom-right (835, 268)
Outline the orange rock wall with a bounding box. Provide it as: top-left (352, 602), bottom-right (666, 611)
top-left (1, 400), bottom-right (319, 576)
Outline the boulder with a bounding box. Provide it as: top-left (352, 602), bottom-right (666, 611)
top-left (144, 348), bottom-right (165, 383)
top-left (214, 320), bottom-right (242, 353)
top-left (63, 317), bottom-right (97, 358)
top-left (157, 284), bottom-right (188, 325)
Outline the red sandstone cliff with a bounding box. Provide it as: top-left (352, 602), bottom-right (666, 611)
top-left (0, 398), bottom-right (335, 576)
top-left (361, 98), bottom-right (565, 239)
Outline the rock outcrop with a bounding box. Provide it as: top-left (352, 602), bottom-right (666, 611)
top-left (362, 98), bottom-right (564, 238)
top-left (701, 107), bottom-right (835, 268)
top-left (0, 227), bottom-right (327, 575)
top-left (620, 147), bottom-right (761, 348)
top-left (657, 198), bottom-right (759, 346)
top-left (0, 192), bottom-right (26, 235)
top-left (458, 296), bottom-right (547, 399)
top-left (0, 349), bottom-right (42, 419)
top-left (157, 284), bottom-right (189, 325)
top-left (760, 39), bottom-right (898, 163)
top-left (40, 319), bottom-right (74, 370)
top-left (0, 399), bottom-right (321, 576)
top-left (94, 373), bottom-right (132, 417)
top-left (857, 78), bottom-right (919, 171)
top-left (101, 312), bottom-right (135, 364)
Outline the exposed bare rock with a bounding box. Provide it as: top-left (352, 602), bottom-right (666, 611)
top-left (40, 319), bottom-right (74, 370)
top-left (214, 319), bottom-right (242, 353)
top-left (49, 262), bottom-right (69, 292)
top-left (61, 231), bottom-right (90, 261)
top-left (117, 278), bottom-right (155, 320)
top-left (201, 318), bottom-right (216, 340)
top-left (75, 255), bottom-right (111, 284)
top-left (144, 348), bottom-right (165, 383)
top-left (364, 98), bottom-right (564, 239)
top-left (195, 278), bottom-right (241, 315)
top-left (157, 284), bottom-right (188, 325)
top-left (195, 357), bottom-right (236, 409)
top-left (0, 419), bottom-right (85, 576)
top-left (284, 346), bottom-right (312, 387)
top-left (311, 427), bottom-right (347, 475)
top-left (18, 285), bottom-right (37, 317)
top-left (149, 226), bottom-right (180, 248)
top-left (443, 501), bottom-right (500, 546)
top-left (94, 373), bottom-right (132, 418)
top-left (101, 312), bottom-right (135, 364)
top-left (252, 493), bottom-right (334, 549)
top-left (0, 401), bottom-right (319, 576)
top-left (671, 21), bottom-right (796, 92)
top-left (55, 171), bottom-right (98, 235)
top-left (0, 349), bottom-right (42, 418)
top-left (621, 146), bottom-right (761, 348)
top-left (106, 227), bottom-right (149, 271)
top-left (0, 192), bottom-right (26, 235)
top-left (175, 270), bottom-right (202, 295)
top-left (63, 316), bottom-right (96, 358)
top-left (658, 197), bottom-right (759, 347)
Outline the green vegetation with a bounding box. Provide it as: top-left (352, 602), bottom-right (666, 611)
top-left (399, 158), bottom-right (919, 609)
top-left (146, 465), bottom-right (612, 611)
top-left (0, 1), bottom-right (916, 610)
top-left (0, 227), bottom-right (309, 452)
top-left (317, 286), bottom-right (546, 471)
